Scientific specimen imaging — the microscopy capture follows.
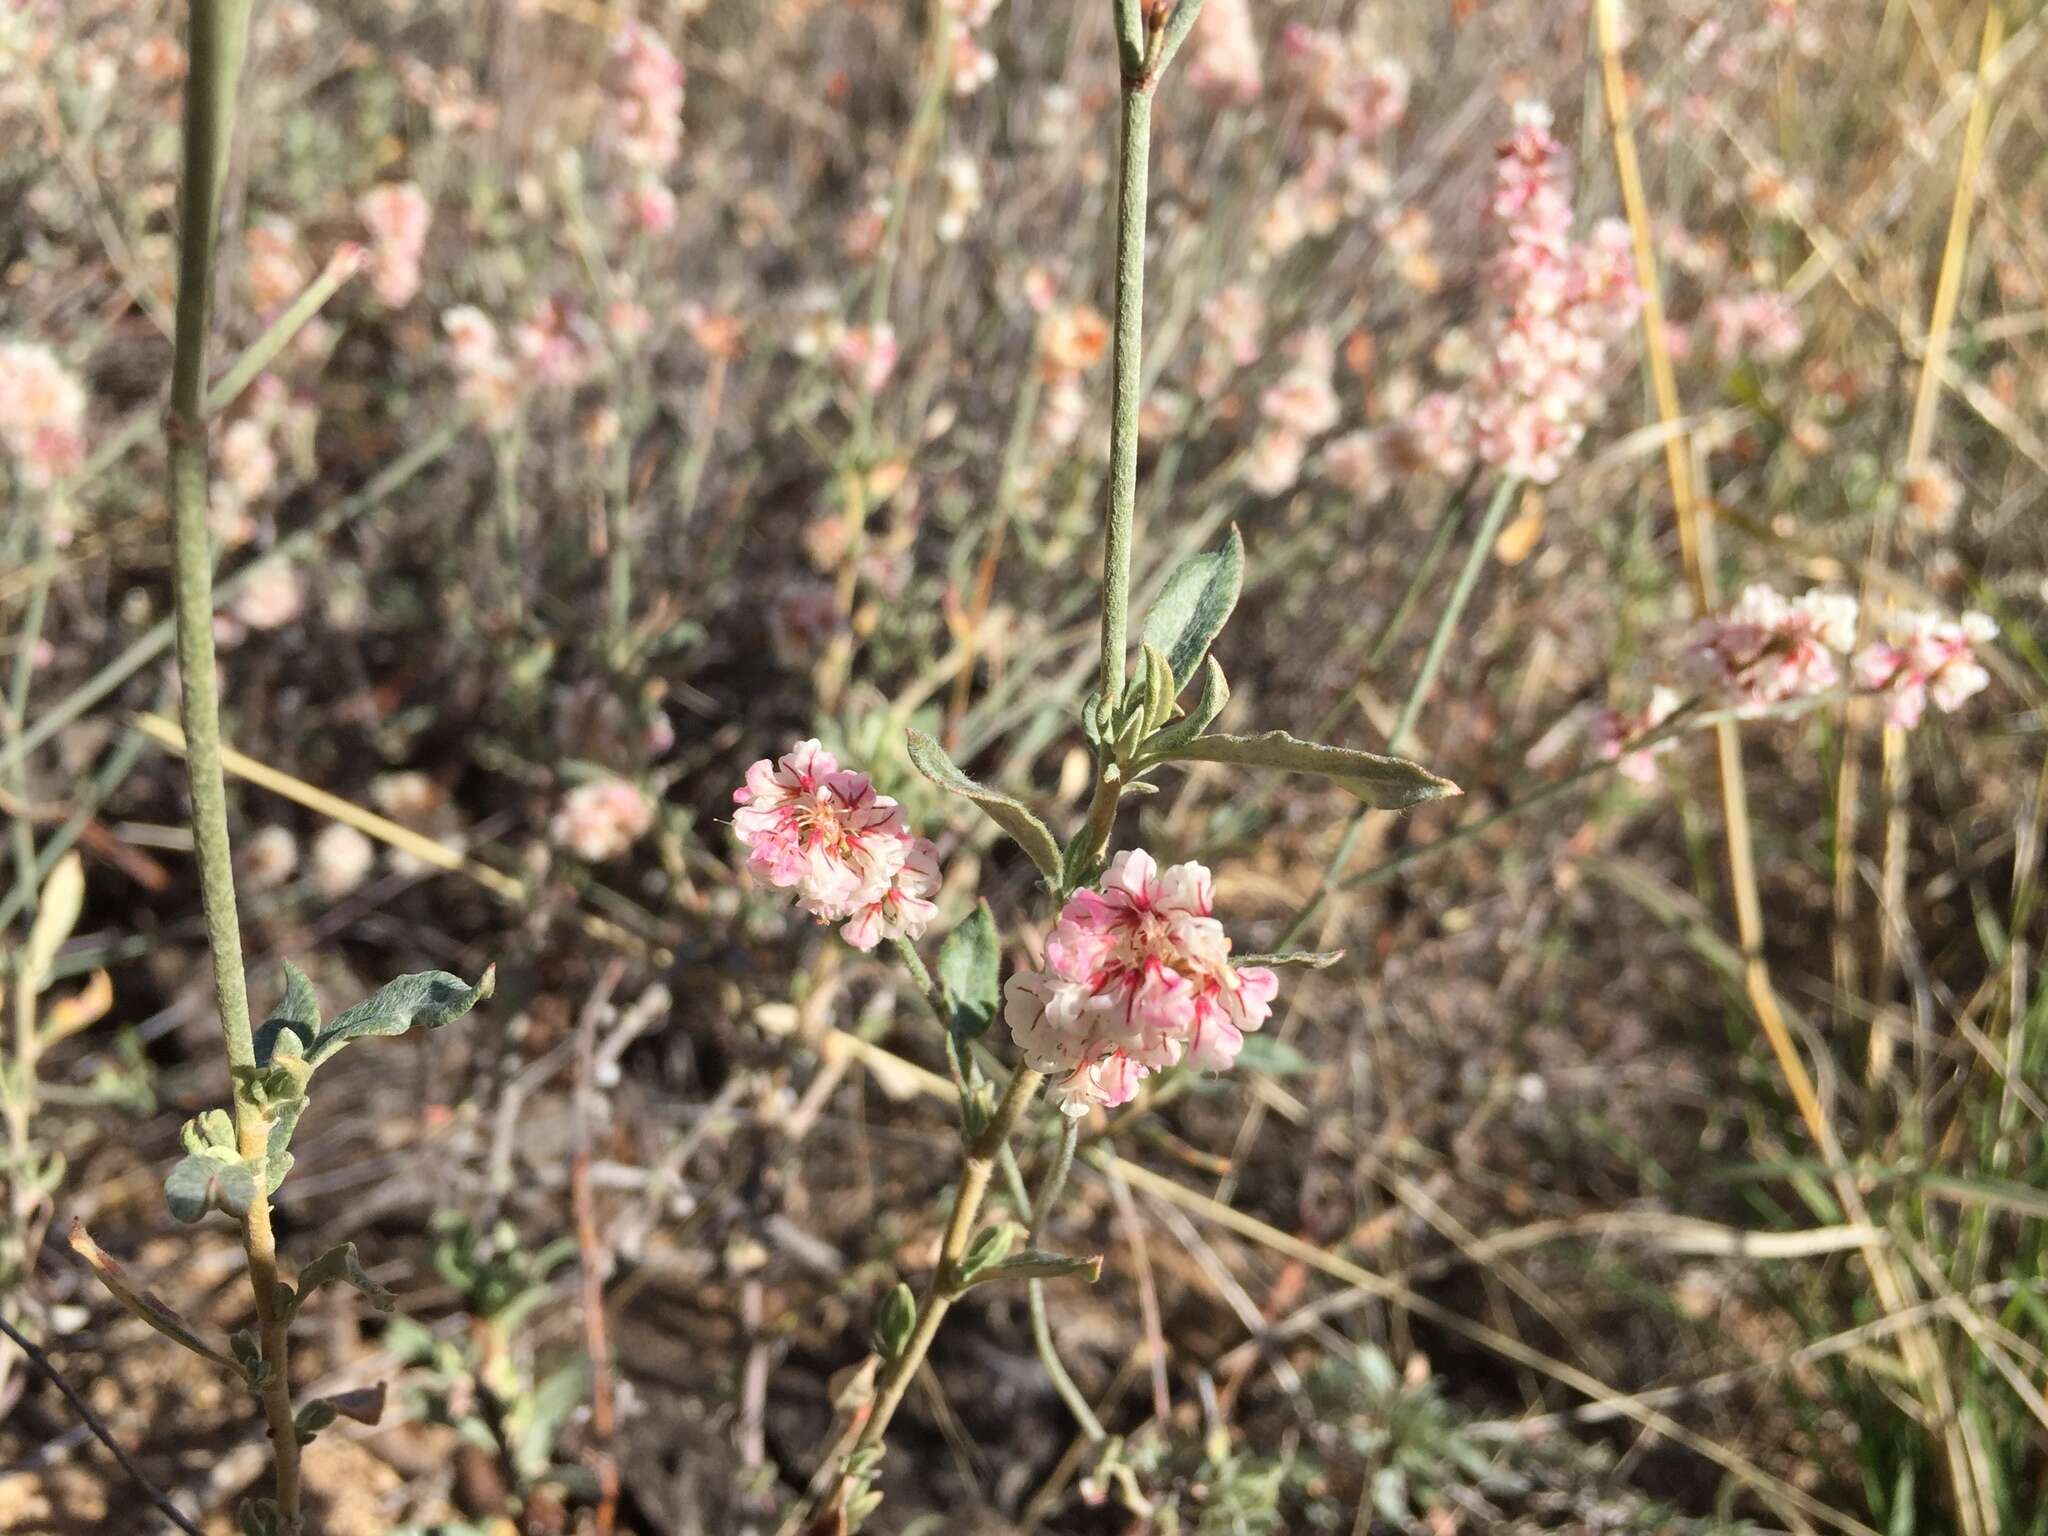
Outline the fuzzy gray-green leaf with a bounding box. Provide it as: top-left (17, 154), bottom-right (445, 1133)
top-left (905, 730), bottom-right (1063, 883)
top-left (265, 1095), bottom-right (306, 1193)
top-left (302, 966), bottom-right (494, 1068)
top-left (955, 1247), bottom-right (1103, 1290)
top-left (937, 900), bottom-right (1002, 1039)
top-left (1233, 949), bottom-right (1345, 970)
top-left (1141, 527), bottom-right (1244, 691)
top-left (1146, 729), bottom-right (1458, 809)
top-left (165, 1151), bottom-right (256, 1223)
top-left (290, 1240), bottom-right (393, 1317)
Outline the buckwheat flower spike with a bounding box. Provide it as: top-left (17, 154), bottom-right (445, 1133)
top-left (1687, 584), bottom-right (1859, 714)
top-left (1853, 609), bottom-right (1996, 729)
top-left (732, 740), bottom-right (940, 950)
top-left (1004, 851), bottom-right (1278, 1116)
top-left (0, 340), bottom-right (88, 492)
top-left (551, 776), bottom-right (654, 863)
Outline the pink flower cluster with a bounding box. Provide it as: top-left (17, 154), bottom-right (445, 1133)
top-left (607, 22), bottom-right (684, 173)
top-left (1589, 685), bottom-right (1680, 785)
top-left (552, 776), bottom-right (654, 862)
top-left (1278, 23), bottom-right (1410, 141)
top-left (946, 0), bottom-right (1000, 97)
top-left (1853, 609), bottom-right (1997, 729)
top-left (1415, 103), bottom-right (1643, 485)
top-left (1687, 584), bottom-right (1860, 713)
top-left (1683, 585), bottom-right (1995, 728)
top-left (1706, 290), bottom-right (1804, 361)
top-left (0, 341), bottom-right (86, 492)
top-left (441, 300), bottom-right (597, 430)
top-left (1244, 328), bottom-right (1340, 496)
top-left (443, 306), bottom-right (521, 431)
top-left (733, 740), bottom-right (940, 952)
top-left (1004, 851), bottom-right (1278, 1117)
top-left (1184, 0), bottom-right (1262, 109)
top-left (357, 182), bottom-right (431, 308)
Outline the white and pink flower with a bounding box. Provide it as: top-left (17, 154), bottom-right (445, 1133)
top-left (1589, 685), bottom-right (1681, 785)
top-left (552, 776), bottom-right (654, 862)
top-left (0, 341), bottom-right (87, 492)
top-left (1004, 851), bottom-right (1277, 1117)
top-left (1687, 584), bottom-right (1860, 714)
top-left (607, 21), bottom-right (684, 172)
top-left (1853, 609), bottom-right (1996, 729)
top-left (732, 740), bottom-right (940, 951)
top-left (357, 181), bottom-right (431, 308)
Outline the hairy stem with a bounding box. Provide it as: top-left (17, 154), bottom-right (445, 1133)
top-left (834, 1064), bottom-right (1044, 1495)
top-left (166, 0), bottom-right (301, 1521)
top-left (1097, 80), bottom-right (1153, 709)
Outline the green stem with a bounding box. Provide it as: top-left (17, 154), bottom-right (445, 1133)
top-left (6, 527), bottom-right (53, 919)
top-left (1278, 476), bottom-right (1519, 948)
top-left (1027, 1116), bottom-right (1104, 1440)
top-left (1097, 82), bottom-right (1153, 710)
top-left (831, 1065), bottom-right (1045, 1503)
top-left (166, 2), bottom-right (300, 1523)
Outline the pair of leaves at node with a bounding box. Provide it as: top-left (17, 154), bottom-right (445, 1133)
top-left (164, 963), bottom-right (493, 1224)
top-left (905, 530), bottom-right (1457, 891)
top-left (1128, 528), bottom-right (1459, 809)
top-left (871, 1229), bottom-right (1100, 1356)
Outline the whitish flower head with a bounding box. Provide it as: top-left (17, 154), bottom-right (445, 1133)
top-left (551, 777), bottom-right (654, 862)
top-left (311, 821), bottom-right (376, 899)
top-left (732, 740), bottom-right (940, 950)
top-left (1259, 328), bottom-right (1341, 439)
top-left (1853, 609), bottom-right (1995, 729)
top-left (0, 341), bottom-right (87, 491)
top-left (229, 562), bottom-right (305, 632)
top-left (1688, 585), bottom-right (1860, 713)
top-left (357, 182), bottom-right (431, 307)
top-left (242, 825), bottom-right (300, 893)
top-left (1037, 305), bottom-right (1110, 379)
top-left (1184, 0), bottom-right (1263, 108)
top-left (1242, 428), bottom-right (1308, 497)
top-left (1003, 850), bottom-right (1277, 1116)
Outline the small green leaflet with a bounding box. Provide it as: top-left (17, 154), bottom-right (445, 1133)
top-left (165, 1151), bottom-right (257, 1223)
top-left (1140, 655), bottom-right (1229, 757)
top-left (937, 901), bottom-right (1002, 1039)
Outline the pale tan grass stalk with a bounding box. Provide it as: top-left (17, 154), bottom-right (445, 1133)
top-left (1591, 4), bottom-right (1992, 1528)
top-left (1873, 1), bottom-right (2008, 1034)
